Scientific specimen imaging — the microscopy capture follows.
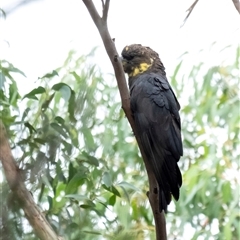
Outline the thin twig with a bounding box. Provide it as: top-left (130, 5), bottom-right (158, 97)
top-left (182, 0), bottom-right (239, 27)
top-left (82, 1), bottom-right (167, 239)
top-left (101, 0), bottom-right (104, 10)
top-left (102, 0), bottom-right (110, 22)
top-left (181, 0), bottom-right (199, 27)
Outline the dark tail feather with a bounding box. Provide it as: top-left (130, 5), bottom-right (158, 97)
top-left (159, 189), bottom-right (171, 213)
top-left (172, 165), bottom-right (182, 200)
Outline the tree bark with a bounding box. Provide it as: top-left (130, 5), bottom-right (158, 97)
top-left (232, 0), bottom-right (240, 14)
top-left (82, 1), bottom-right (167, 239)
top-left (0, 120), bottom-right (63, 240)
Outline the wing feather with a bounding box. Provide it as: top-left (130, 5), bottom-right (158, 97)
top-left (130, 73), bottom-right (182, 211)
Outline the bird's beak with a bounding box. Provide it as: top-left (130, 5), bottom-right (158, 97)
top-left (120, 57), bottom-right (127, 67)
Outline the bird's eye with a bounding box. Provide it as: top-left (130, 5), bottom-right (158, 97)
top-left (123, 55), bottom-right (134, 61)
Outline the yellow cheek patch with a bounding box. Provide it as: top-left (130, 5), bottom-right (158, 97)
top-left (139, 63), bottom-right (151, 72)
top-left (129, 62), bottom-right (152, 77)
top-left (130, 67), bottom-right (140, 77)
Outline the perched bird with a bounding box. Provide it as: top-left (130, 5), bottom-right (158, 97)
top-left (121, 44), bottom-right (183, 212)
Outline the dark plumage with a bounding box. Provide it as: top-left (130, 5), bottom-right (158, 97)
top-left (121, 44), bottom-right (183, 212)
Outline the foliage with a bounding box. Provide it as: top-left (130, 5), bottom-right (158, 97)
top-left (0, 46), bottom-right (239, 240)
top-left (170, 46), bottom-right (240, 240)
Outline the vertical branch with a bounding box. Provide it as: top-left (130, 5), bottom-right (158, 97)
top-left (82, 1), bottom-right (167, 239)
top-left (102, 0), bottom-right (110, 21)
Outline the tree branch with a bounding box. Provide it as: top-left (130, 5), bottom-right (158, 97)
top-left (82, 0), bottom-right (131, 121)
top-left (0, 120), bottom-right (63, 240)
top-left (102, 0), bottom-right (110, 22)
top-left (181, 0), bottom-right (199, 27)
top-left (232, 0), bottom-right (240, 14)
top-left (82, 1), bottom-right (167, 239)
top-left (182, 0), bottom-right (239, 27)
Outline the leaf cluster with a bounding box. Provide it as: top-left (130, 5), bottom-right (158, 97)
top-left (0, 46), bottom-right (239, 239)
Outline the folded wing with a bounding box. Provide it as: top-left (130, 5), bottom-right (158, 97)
top-left (130, 73), bottom-right (183, 212)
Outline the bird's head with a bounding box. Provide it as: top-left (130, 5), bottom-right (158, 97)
top-left (121, 44), bottom-right (165, 78)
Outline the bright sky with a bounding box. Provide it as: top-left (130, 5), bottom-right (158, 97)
top-left (1, 0), bottom-right (239, 96)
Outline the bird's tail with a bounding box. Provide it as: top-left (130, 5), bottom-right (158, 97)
top-left (159, 188), bottom-right (170, 213)
top-left (159, 163), bottom-right (182, 213)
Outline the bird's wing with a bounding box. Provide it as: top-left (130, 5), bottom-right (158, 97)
top-left (130, 73), bottom-right (182, 211)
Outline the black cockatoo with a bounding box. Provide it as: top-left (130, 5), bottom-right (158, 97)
top-left (121, 44), bottom-right (183, 212)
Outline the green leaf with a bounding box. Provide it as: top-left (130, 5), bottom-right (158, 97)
top-left (83, 128), bottom-right (95, 151)
top-left (67, 223), bottom-right (79, 231)
top-left (2, 61), bottom-right (26, 77)
top-left (80, 151), bottom-right (99, 166)
top-left (111, 186), bottom-right (121, 197)
top-left (62, 140), bottom-right (73, 155)
top-left (0, 72), bottom-right (6, 90)
top-left (80, 200), bottom-right (95, 209)
top-left (33, 138), bottom-right (46, 145)
top-left (9, 67), bottom-right (26, 77)
top-left (52, 83), bottom-right (72, 102)
top-left (52, 82), bottom-right (70, 91)
top-left (82, 230), bottom-right (102, 235)
top-left (120, 185), bottom-right (130, 203)
top-left (71, 71), bottom-right (81, 82)
top-left (68, 125), bottom-right (79, 148)
top-left (86, 155), bottom-right (99, 167)
top-left (41, 93), bottom-right (55, 111)
top-left (60, 85), bottom-right (71, 102)
top-left (9, 81), bottom-right (20, 106)
top-left (23, 86), bottom-right (46, 100)
top-left (68, 162), bottom-right (76, 183)
top-left (108, 194), bottom-right (116, 206)
top-left (21, 108), bottom-right (30, 121)
top-left (40, 70), bottom-right (58, 79)
top-left (102, 184), bottom-right (121, 197)
top-left (102, 171), bottom-right (112, 187)
top-left (117, 181), bottom-right (140, 192)
top-left (54, 116), bottom-right (65, 125)
top-left (224, 221), bottom-right (232, 240)
top-left (47, 196), bottom-right (53, 209)
top-left (50, 122), bottom-right (68, 138)
top-left (68, 90), bottom-right (76, 122)
top-left (64, 194), bottom-right (89, 201)
top-left (65, 171), bottom-right (86, 194)
top-left (222, 181), bottom-right (232, 203)
top-left (80, 205), bottom-right (91, 209)
top-left (24, 122), bottom-right (36, 134)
